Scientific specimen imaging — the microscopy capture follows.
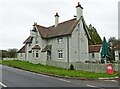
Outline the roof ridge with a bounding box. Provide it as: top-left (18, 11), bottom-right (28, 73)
top-left (47, 18), bottom-right (76, 28)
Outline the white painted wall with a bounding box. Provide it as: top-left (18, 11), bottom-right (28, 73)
top-left (47, 37), bottom-right (68, 62)
top-left (79, 20), bottom-right (89, 62)
top-left (89, 52), bottom-right (101, 62)
top-left (76, 5), bottom-right (83, 20)
top-left (17, 53), bottom-right (26, 61)
top-left (69, 20), bottom-right (89, 62)
top-left (115, 50), bottom-right (119, 62)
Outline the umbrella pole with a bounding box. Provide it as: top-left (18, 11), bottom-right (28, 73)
top-left (104, 57), bottom-right (106, 64)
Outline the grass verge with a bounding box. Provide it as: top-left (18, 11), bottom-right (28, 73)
top-left (0, 60), bottom-right (118, 79)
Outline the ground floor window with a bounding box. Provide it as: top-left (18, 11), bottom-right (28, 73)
top-left (92, 53), bottom-right (95, 58)
top-left (58, 50), bottom-right (63, 59)
top-left (33, 50), bottom-right (39, 59)
top-left (20, 53), bottom-right (22, 58)
top-left (36, 51), bottom-right (39, 58)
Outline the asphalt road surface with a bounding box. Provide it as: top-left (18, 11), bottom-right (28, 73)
top-left (0, 65), bottom-right (118, 88)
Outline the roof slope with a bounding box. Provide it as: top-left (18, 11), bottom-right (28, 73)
top-left (17, 45), bottom-right (25, 53)
top-left (114, 44), bottom-right (120, 49)
top-left (24, 17), bottom-right (90, 43)
top-left (46, 18), bottom-right (79, 38)
top-left (23, 36), bottom-right (33, 44)
top-left (32, 45), bottom-right (41, 50)
top-left (36, 17), bottom-right (90, 39)
top-left (89, 44), bottom-right (101, 53)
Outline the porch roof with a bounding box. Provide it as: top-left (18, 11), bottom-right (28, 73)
top-left (41, 45), bottom-right (52, 52)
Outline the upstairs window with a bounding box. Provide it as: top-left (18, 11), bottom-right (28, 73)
top-left (58, 50), bottom-right (63, 59)
top-left (57, 37), bottom-right (63, 43)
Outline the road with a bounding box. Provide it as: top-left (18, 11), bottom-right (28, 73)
top-left (0, 65), bottom-right (118, 88)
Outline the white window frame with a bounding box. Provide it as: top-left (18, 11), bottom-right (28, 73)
top-left (58, 50), bottom-right (63, 59)
top-left (36, 50), bottom-right (39, 59)
top-left (57, 37), bottom-right (63, 43)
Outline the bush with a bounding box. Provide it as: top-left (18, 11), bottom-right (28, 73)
top-left (70, 64), bottom-right (74, 70)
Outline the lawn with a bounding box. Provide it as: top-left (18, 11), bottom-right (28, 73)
top-left (0, 60), bottom-right (118, 79)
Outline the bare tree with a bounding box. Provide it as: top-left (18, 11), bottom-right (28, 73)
top-left (7, 48), bottom-right (18, 58)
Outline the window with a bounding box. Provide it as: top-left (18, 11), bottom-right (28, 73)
top-left (57, 37), bottom-right (63, 43)
top-left (20, 53), bottom-right (22, 58)
top-left (36, 51), bottom-right (39, 58)
top-left (92, 53), bottom-right (95, 58)
top-left (58, 50), bottom-right (63, 59)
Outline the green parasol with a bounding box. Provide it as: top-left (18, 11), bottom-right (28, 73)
top-left (101, 37), bottom-right (110, 63)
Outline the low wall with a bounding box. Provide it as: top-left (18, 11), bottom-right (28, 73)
top-left (46, 60), bottom-right (118, 73)
top-left (3, 58), bottom-right (18, 60)
top-left (2, 58), bottom-right (118, 73)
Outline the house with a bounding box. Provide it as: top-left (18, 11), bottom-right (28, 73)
top-left (114, 44), bottom-right (120, 62)
top-left (17, 2), bottom-right (91, 64)
top-left (88, 44), bottom-right (101, 63)
top-left (17, 45), bottom-right (26, 61)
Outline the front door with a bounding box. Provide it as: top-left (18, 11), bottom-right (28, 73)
top-left (47, 50), bottom-right (51, 60)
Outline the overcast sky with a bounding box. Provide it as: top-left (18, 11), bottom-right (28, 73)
top-left (0, 0), bottom-right (119, 50)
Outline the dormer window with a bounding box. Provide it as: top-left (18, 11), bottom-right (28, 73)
top-left (57, 37), bottom-right (63, 43)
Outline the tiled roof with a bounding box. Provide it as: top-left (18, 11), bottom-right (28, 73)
top-left (17, 45), bottom-right (25, 53)
top-left (36, 17), bottom-right (90, 39)
top-left (32, 45), bottom-right (41, 50)
top-left (114, 44), bottom-right (120, 49)
top-left (23, 17), bottom-right (91, 44)
top-left (42, 45), bottom-right (52, 52)
top-left (89, 44), bottom-right (101, 53)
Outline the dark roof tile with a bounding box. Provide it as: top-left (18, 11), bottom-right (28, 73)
top-left (23, 36), bottom-right (33, 44)
top-left (35, 17), bottom-right (90, 39)
top-left (42, 45), bottom-right (52, 52)
top-left (89, 44), bottom-right (101, 53)
top-left (17, 45), bottom-right (25, 53)
top-left (32, 45), bottom-right (41, 50)
top-left (114, 44), bottom-right (120, 49)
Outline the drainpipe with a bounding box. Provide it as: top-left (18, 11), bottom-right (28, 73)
top-left (67, 36), bottom-right (69, 69)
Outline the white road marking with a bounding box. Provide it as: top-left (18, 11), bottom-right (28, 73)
top-left (57, 78), bottom-right (71, 83)
top-left (37, 74), bottom-right (50, 78)
top-left (0, 82), bottom-right (7, 87)
top-left (86, 84), bottom-right (96, 87)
